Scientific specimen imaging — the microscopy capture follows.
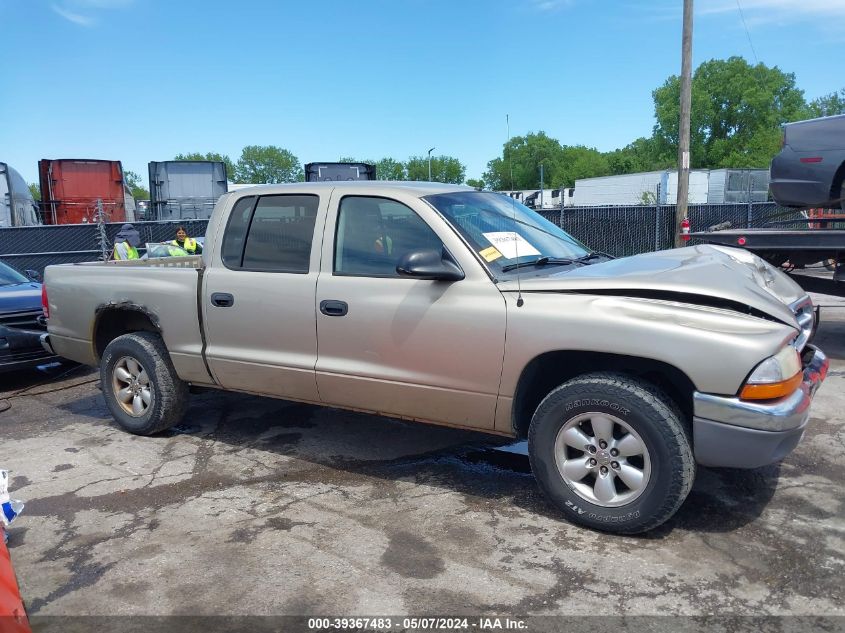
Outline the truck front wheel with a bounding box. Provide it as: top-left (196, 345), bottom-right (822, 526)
top-left (100, 332), bottom-right (188, 435)
top-left (528, 372), bottom-right (694, 534)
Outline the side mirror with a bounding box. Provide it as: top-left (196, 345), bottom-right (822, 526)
top-left (396, 249), bottom-right (465, 282)
top-left (25, 269), bottom-right (41, 282)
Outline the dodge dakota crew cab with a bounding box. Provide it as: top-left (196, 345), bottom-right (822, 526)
top-left (41, 182), bottom-right (829, 533)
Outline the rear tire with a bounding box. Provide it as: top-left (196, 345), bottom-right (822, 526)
top-left (528, 372), bottom-right (695, 534)
top-left (100, 332), bottom-right (188, 435)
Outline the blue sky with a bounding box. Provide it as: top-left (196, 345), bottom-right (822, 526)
top-left (0, 0), bottom-right (842, 186)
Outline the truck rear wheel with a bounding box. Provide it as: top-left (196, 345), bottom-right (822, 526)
top-left (528, 372), bottom-right (694, 534)
top-left (100, 332), bottom-right (188, 435)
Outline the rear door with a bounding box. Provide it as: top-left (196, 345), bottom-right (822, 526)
top-left (202, 191), bottom-right (327, 401)
top-left (314, 190), bottom-right (507, 430)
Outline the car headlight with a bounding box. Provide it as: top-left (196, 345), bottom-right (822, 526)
top-left (740, 345), bottom-right (803, 400)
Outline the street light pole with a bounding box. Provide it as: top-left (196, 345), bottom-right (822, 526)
top-left (540, 162), bottom-right (544, 209)
top-left (427, 147), bottom-right (436, 181)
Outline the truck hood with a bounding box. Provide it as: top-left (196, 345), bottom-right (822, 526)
top-left (497, 245), bottom-right (804, 326)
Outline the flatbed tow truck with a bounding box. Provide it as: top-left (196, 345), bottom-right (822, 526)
top-left (692, 205), bottom-right (845, 296)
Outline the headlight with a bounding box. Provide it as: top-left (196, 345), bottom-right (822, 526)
top-left (740, 346), bottom-right (803, 400)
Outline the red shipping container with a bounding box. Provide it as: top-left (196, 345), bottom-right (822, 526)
top-left (38, 159), bottom-right (131, 225)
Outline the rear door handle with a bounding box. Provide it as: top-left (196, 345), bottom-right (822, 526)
top-left (211, 292), bottom-right (234, 307)
top-left (320, 300), bottom-right (348, 317)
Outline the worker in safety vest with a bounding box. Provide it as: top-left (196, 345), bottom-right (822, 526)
top-left (112, 224), bottom-right (141, 260)
top-left (170, 226), bottom-right (202, 254)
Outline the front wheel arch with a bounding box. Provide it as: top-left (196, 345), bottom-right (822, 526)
top-left (511, 351), bottom-right (696, 440)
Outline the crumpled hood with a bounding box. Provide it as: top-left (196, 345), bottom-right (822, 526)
top-left (497, 244), bottom-right (804, 326)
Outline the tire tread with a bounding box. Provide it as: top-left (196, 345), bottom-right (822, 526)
top-left (528, 371), bottom-right (695, 534)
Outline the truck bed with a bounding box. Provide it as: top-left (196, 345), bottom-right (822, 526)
top-left (44, 256), bottom-right (210, 383)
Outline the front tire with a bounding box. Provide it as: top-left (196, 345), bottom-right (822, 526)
top-left (528, 372), bottom-right (695, 534)
top-left (100, 332), bottom-right (188, 435)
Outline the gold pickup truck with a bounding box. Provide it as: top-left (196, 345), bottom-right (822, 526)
top-left (41, 182), bottom-right (828, 533)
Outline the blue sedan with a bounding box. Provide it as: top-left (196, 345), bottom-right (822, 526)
top-left (0, 261), bottom-right (58, 372)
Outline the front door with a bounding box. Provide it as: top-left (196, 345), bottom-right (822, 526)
top-left (203, 192), bottom-right (326, 402)
top-left (315, 193), bottom-right (507, 430)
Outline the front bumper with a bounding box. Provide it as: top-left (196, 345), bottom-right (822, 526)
top-left (692, 345), bottom-right (829, 468)
top-left (0, 326), bottom-right (59, 373)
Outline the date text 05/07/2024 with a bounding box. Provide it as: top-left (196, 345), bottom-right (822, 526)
top-left (307, 616), bottom-right (528, 630)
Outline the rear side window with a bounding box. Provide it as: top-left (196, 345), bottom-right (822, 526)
top-left (241, 195), bottom-right (319, 273)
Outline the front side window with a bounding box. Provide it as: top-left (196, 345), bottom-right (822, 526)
top-left (334, 196), bottom-right (444, 277)
top-left (222, 194), bottom-right (319, 273)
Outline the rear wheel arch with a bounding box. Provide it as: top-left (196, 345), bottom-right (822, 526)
top-left (93, 306), bottom-right (161, 360)
top-left (511, 351), bottom-right (696, 440)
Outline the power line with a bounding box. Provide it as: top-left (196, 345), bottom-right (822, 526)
top-left (735, 0), bottom-right (759, 65)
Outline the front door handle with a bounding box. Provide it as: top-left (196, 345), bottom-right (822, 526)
top-left (320, 300), bottom-right (348, 317)
top-left (211, 292), bottom-right (234, 307)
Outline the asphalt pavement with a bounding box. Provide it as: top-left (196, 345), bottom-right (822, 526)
top-left (1, 299), bottom-right (843, 621)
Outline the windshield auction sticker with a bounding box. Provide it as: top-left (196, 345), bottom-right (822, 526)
top-left (482, 232), bottom-right (540, 260)
top-left (479, 246), bottom-right (504, 262)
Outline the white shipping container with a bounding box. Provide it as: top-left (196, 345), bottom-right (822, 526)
top-left (665, 170), bottom-right (709, 204)
top-left (707, 169), bottom-right (769, 203)
top-left (572, 172), bottom-right (667, 207)
top-left (573, 170), bottom-right (710, 206)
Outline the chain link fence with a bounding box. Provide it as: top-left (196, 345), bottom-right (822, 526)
top-left (0, 219), bottom-right (209, 277)
top-left (540, 202), bottom-right (825, 258)
top-left (0, 202), bottom-right (836, 276)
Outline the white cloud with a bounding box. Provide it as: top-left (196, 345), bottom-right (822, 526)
top-left (699, 0), bottom-right (845, 22)
top-left (528, 0), bottom-right (576, 12)
top-left (51, 3), bottom-right (95, 26)
top-left (50, 0), bottom-right (134, 27)
top-left (75, 0), bottom-right (134, 8)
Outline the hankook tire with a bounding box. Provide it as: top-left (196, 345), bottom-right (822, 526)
top-left (528, 372), bottom-right (695, 534)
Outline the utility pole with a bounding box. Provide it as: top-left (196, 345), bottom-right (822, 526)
top-left (675, 0), bottom-right (693, 247)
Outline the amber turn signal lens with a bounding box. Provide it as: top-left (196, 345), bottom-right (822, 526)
top-left (740, 372), bottom-right (803, 400)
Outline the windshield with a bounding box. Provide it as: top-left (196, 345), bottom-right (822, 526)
top-left (0, 261), bottom-right (28, 286)
top-left (424, 191), bottom-right (589, 275)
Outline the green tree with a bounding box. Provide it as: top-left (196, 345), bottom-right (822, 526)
top-left (174, 152), bottom-right (236, 181)
top-left (805, 88), bottom-right (845, 118)
top-left (483, 133), bottom-right (611, 190)
top-left (375, 158), bottom-right (405, 180)
top-left (556, 145), bottom-right (611, 188)
top-left (234, 145), bottom-right (303, 183)
top-left (605, 137), bottom-right (669, 175)
top-left (123, 170), bottom-right (149, 200)
top-left (483, 132), bottom-right (565, 190)
top-left (466, 178), bottom-right (484, 189)
top-left (28, 183), bottom-right (40, 201)
top-left (406, 155), bottom-right (465, 183)
top-left (652, 56), bottom-right (807, 168)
